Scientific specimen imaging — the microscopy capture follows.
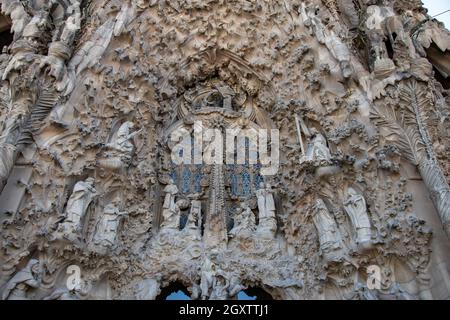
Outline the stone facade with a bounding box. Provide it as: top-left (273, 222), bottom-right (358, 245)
top-left (0, 0), bottom-right (449, 300)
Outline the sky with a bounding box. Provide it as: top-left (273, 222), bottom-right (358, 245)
top-left (422, 0), bottom-right (450, 29)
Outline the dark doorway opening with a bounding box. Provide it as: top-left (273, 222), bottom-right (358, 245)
top-left (156, 282), bottom-right (191, 300)
top-left (433, 66), bottom-right (450, 90)
top-left (0, 14), bottom-right (13, 50)
top-left (384, 40), bottom-right (394, 60)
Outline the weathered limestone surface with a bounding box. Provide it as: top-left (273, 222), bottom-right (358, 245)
top-left (0, 0), bottom-right (449, 300)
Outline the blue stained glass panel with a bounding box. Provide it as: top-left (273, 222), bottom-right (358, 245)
top-left (242, 171), bottom-right (251, 196)
top-left (182, 170), bottom-right (191, 194)
top-left (170, 171), bottom-right (177, 184)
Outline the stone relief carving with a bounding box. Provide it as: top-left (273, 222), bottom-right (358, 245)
top-left (99, 121), bottom-right (141, 170)
top-left (184, 199), bottom-right (203, 240)
top-left (0, 0), bottom-right (448, 300)
top-left (58, 178), bottom-right (97, 241)
top-left (134, 278), bottom-right (161, 300)
top-left (2, 259), bottom-right (41, 300)
top-left (91, 200), bottom-right (128, 252)
top-left (301, 130), bottom-right (332, 165)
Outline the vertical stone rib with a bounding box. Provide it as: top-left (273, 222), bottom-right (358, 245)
top-left (418, 160), bottom-right (450, 237)
top-left (204, 164), bottom-right (227, 249)
top-left (408, 81), bottom-right (450, 239)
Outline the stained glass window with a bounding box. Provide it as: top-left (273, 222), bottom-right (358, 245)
top-left (182, 169), bottom-right (191, 194)
top-left (169, 130), bottom-right (263, 197)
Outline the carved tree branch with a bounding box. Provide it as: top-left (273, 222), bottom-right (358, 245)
top-left (372, 79), bottom-right (450, 238)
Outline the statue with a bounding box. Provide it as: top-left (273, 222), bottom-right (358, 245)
top-left (387, 283), bottom-right (417, 300)
top-left (364, 5), bottom-right (397, 77)
top-left (160, 180), bottom-right (189, 231)
top-left (99, 121), bottom-right (141, 170)
top-left (228, 276), bottom-right (246, 298)
top-left (301, 3), bottom-right (353, 78)
top-left (44, 284), bottom-right (90, 300)
top-left (229, 202), bottom-right (256, 239)
top-left (106, 122), bottom-right (139, 155)
top-left (256, 183), bottom-right (277, 238)
top-left (2, 259), bottom-right (41, 300)
top-left (200, 257), bottom-right (216, 300)
top-left (59, 178), bottom-right (97, 241)
top-left (210, 272), bottom-right (230, 300)
top-left (302, 130), bottom-right (332, 165)
top-left (185, 199), bottom-right (202, 240)
top-left (344, 188), bottom-right (372, 248)
top-left (92, 200), bottom-right (127, 250)
top-left (311, 199), bottom-right (342, 261)
top-left (349, 283), bottom-right (380, 300)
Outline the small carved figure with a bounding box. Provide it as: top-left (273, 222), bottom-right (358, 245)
top-left (92, 200), bottom-right (127, 249)
top-left (2, 259), bottom-right (41, 300)
top-left (59, 178), bottom-right (97, 240)
top-left (200, 257), bottom-right (216, 300)
top-left (106, 122), bottom-right (140, 158)
top-left (100, 121), bottom-right (141, 170)
top-left (311, 199), bottom-right (342, 260)
top-left (256, 183), bottom-right (277, 238)
top-left (161, 192), bottom-right (190, 232)
top-left (135, 278), bottom-right (161, 300)
top-left (210, 272), bottom-right (229, 300)
top-left (185, 199), bottom-right (202, 240)
top-left (229, 202), bottom-right (256, 239)
top-left (344, 188), bottom-right (372, 247)
top-left (44, 284), bottom-right (90, 300)
top-left (302, 130), bottom-right (332, 165)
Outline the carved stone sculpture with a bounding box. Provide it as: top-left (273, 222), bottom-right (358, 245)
top-left (99, 121), bottom-right (140, 170)
top-left (210, 272), bottom-right (229, 300)
top-left (135, 279), bottom-right (160, 300)
top-left (302, 3), bottom-right (353, 78)
top-left (160, 180), bottom-right (190, 232)
top-left (256, 183), bottom-right (277, 239)
top-left (2, 259), bottom-right (41, 300)
top-left (185, 199), bottom-right (202, 240)
top-left (229, 202), bottom-right (256, 239)
top-left (44, 285), bottom-right (90, 301)
top-left (301, 131), bottom-right (332, 165)
top-left (59, 178), bottom-right (97, 241)
top-left (344, 188), bottom-right (372, 248)
top-left (0, 0), bottom-right (449, 301)
top-left (92, 200), bottom-right (127, 250)
top-left (311, 199), bottom-right (342, 262)
top-left (200, 257), bottom-right (216, 300)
